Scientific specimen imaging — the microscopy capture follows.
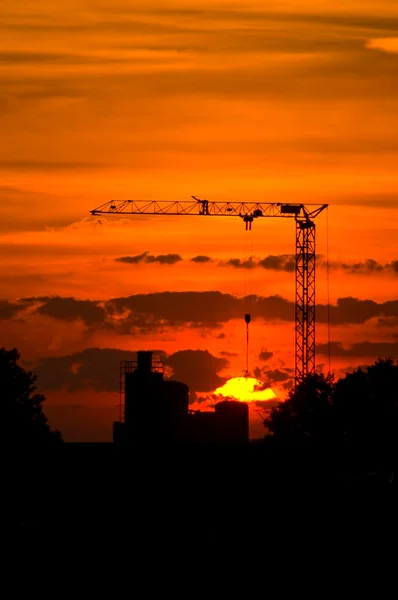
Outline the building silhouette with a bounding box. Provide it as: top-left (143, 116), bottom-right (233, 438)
top-left (113, 351), bottom-right (249, 446)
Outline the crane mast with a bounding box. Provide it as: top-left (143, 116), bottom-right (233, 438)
top-left (91, 197), bottom-right (328, 384)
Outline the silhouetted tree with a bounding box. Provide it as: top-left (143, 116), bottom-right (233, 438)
top-left (334, 359), bottom-right (398, 467)
top-left (0, 347), bottom-right (62, 445)
top-left (265, 373), bottom-right (336, 448)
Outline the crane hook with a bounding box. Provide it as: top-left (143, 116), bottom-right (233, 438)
top-left (244, 313), bottom-right (251, 376)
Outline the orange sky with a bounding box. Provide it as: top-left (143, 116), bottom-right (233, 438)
top-left (1, 1), bottom-right (397, 440)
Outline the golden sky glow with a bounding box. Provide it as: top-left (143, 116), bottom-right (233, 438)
top-left (1, 1), bottom-right (397, 440)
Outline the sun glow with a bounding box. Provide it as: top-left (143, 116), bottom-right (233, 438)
top-left (214, 377), bottom-right (276, 403)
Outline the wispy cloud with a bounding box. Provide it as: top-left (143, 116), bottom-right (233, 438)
top-left (366, 37), bottom-right (398, 54)
top-left (116, 251), bottom-right (182, 264)
top-left (115, 251), bottom-right (398, 275)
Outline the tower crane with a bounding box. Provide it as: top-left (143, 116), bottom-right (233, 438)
top-left (91, 197), bottom-right (328, 384)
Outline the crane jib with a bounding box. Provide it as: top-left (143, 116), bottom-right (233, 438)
top-left (91, 199), bottom-right (327, 226)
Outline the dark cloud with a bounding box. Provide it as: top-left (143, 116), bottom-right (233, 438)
top-left (120, 252), bottom-right (395, 275)
top-left (36, 297), bottom-right (106, 326)
top-left (119, 251), bottom-right (298, 270)
top-left (107, 291), bottom-right (241, 324)
top-left (253, 366), bottom-right (291, 385)
top-left (375, 316), bottom-right (398, 328)
top-left (390, 260), bottom-right (398, 273)
top-left (107, 291), bottom-right (294, 326)
top-left (12, 292), bottom-right (398, 334)
top-left (35, 348), bottom-right (137, 393)
top-left (220, 254), bottom-right (397, 275)
top-left (115, 252), bottom-right (148, 265)
top-left (191, 255), bottom-right (212, 263)
top-left (317, 297), bottom-right (398, 325)
top-left (0, 300), bottom-right (23, 319)
top-left (254, 295), bottom-right (295, 321)
top-left (20, 295), bottom-right (53, 304)
top-left (145, 253), bottom-right (182, 265)
top-left (258, 255), bottom-right (295, 272)
top-left (115, 251), bottom-right (182, 265)
top-left (316, 340), bottom-right (398, 358)
top-left (22, 292), bottom-right (238, 336)
top-left (258, 350), bottom-right (274, 362)
top-left (255, 363), bottom-right (294, 391)
top-left (264, 369), bottom-right (291, 383)
top-left (229, 254), bottom-right (398, 275)
top-left (325, 258), bottom-right (398, 275)
top-left (166, 349), bottom-right (229, 393)
top-left (342, 259), bottom-right (384, 273)
top-left (35, 347), bottom-right (228, 395)
top-left (225, 258), bottom-right (254, 269)
top-left (102, 313), bottom-right (172, 336)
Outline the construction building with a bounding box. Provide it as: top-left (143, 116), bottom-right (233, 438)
top-left (113, 351), bottom-right (249, 446)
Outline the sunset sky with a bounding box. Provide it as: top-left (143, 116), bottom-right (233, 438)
top-left (1, 1), bottom-right (397, 440)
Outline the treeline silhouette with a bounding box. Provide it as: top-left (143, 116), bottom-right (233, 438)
top-left (265, 358), bottom-right (398, 473)
top-left (1, 347), bottom-right (62, 445)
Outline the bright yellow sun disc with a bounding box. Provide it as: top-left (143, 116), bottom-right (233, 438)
top-left (214, 377), bottom-right (275, 402)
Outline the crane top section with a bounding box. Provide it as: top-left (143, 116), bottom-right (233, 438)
top-left (91, 197), bottom-right (328, 229)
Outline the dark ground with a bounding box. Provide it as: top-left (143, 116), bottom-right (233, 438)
top-left (8, 443), bottom-right (397, 542)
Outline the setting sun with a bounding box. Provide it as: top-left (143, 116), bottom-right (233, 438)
top-left (214, 377), bottom-right (276, 403)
